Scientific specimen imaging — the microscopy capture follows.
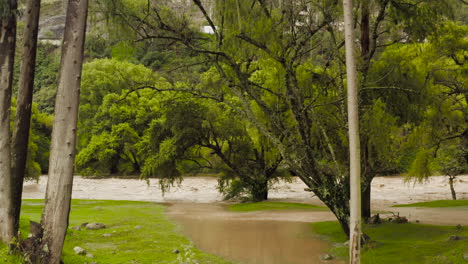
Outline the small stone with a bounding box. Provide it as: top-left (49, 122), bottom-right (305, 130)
top-left (94, 206), bottom-right (102, 211)
top-left (134, 225), bottom-right (142, 229)
top-left (102, 233), bottom-right (112, 237)
top-left (463, 253), bottom-right (468, 260)
top-left (80, 222), bottom-right (89, 228)
top-left (449, 235), bottom-right (460, 241)
top-left (72, 226), bottom-right (81, 231)
top-left (86, 253), bottom-right (94, 258)
top-left (85, 223), bottom-right (106, 230)
top-left (73, 246), bottom-right (86, 255)
top-left (173, 249), bottom-right (180, 254)
top-left (343, 240), bottom-right (349, 246)
top-left (320, 254), bottom-right (333, 260)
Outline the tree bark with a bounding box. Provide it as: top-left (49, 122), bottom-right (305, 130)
top-left (361, 184), bottom-right (371, 220)
top-left (343, 0), bottom-right (362, 262)
top-left (449, 176), bottom-right (457, 200)
top-left (40, 0), bottom-right (88, 262)
top-left (11, 0), bottom-right (41, 234)
top-left (0, 0), bottom-right (17, 244)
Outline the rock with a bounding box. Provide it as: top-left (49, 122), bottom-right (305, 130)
top-left (71, 225), bottom-right (81, 231)
top-left (448, 235), bottom-right (460, 241)
top-left (80, 222), bottom-right (89, 228)
top-left (134, 225), bottom-right (142, 229)
top-left (73, 246), bottom-right (86, 255)
top-left (320, 254), bottom-right (333, 260)
top-left (456, 224), bottom-right (462, 231)
top-left (173, 249), bottom-right (180, 254)
top-left (94, 206), bottom-right (102, 211)
top-left (102, 233), bottom-right (112, 237)
top-left (463, 253), bottom-right (468, 260)
top-left (86, 253), bottom-right (94, 258)
top-left (86, 223), bottom-right (106, 230)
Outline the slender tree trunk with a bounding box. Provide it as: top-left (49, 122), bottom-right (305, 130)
top-left (11, 0), bottom-right (41, 234)
top-left (40, 0), bottom-right (88, 262)
top-left (343, 0), bottom-right (362, 262)
top-left (0, 0), bottom-right (17, 244)
top-left (448, 176), bottom-right (457, 200)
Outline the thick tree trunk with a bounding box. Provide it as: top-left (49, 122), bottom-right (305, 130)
top-left (39, 0), bottom-right (88, 263)
top-left (0, 0), bottom-right (18, 244)
top-left (11, 0), bottom-right (41, 233)
top-left (449, 176), bottom-right (457, 200)
top-left (361, 183), bottom-right (371, 220)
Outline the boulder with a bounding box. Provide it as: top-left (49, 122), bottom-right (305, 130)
top-left (73, 246), bottom-right (86, 255)
top-left (320, 254), bottom-right (333, 260)
top-left (86, 223), bottom-right (106, 230)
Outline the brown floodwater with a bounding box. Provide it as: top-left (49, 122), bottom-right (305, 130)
top-left (167, 203), bottom-right (345, 264)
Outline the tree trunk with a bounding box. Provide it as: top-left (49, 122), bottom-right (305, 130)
top-left (251, 177), bottom-right (268, 202)
top-left (0, 0), bottom-right (18, 244)
top-left (449, 176), bottom-right (457, 200)
top-left (39, 0), bottom-right (88, 262)
top-left (11, 0), bottom-right (41, 234)
top-left (361, 184), bottom-right (371, 220)
top-left (343, 0), bottom-right (362, 262)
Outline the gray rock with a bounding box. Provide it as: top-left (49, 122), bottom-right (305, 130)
top-left (80, 223), bottom-right (89, 228)
top-left (449, 235), bottom-right (460, 241)
top-left (73, 246), bottom-right (86, 255)
top-left (320, 254), bottom-right (333, 260)
top-left (86, 253), bottom-right (94, 258)
top-left (134, 225), bottom-right (142, 229)
top-left (463, 253), bottom-right (468, 260)
top-left (86, 223), bottom-right (106, 230)
top-left (173, 249), bottom-right (180, 254)
top-left (71, 226), bottom-right (81, 231)
top-left (102, 233), bottom-right (112, 237)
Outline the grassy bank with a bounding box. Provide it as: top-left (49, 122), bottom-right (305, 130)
top-left (312, 221), bottom-right (467, 264)
top-left (393, 199), bottom-right (468, 208)
top-left (227, 201), bottom-right (326, 212)
top-left (1, 199), bottom-right (233, 264)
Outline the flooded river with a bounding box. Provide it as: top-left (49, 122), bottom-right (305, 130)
top-left (167, 203), bottom-right (344, 264)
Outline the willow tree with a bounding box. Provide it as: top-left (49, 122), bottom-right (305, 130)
top-left (39, 0), bottom-right (88, 262)
top-left (0, 0), bottom-right (17, 244)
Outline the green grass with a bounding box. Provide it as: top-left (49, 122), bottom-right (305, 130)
top-left (312, 221), bottom-right (468, 264)
top-left (227, 201), bottom-right (326, 212)
top-left (393, 199), bottom-right (468, 208)
top-left (1, 199), bottom-right (234, 264)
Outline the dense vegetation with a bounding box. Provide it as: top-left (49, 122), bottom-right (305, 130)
top-left (2, 0), bottom-right (466, 258)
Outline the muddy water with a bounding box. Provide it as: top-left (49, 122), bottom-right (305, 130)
top-left (167, 203), bottom-right (344, 264)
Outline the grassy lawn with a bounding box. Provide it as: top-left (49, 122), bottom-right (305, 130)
top-left (0, 199), bottom-right (233, 264)
top-left (393, 199), bottom-right (468, 208)
top-left (312, 221), bottom-right (468, 264)
top-left (227, 201), bottom-right (326, 212)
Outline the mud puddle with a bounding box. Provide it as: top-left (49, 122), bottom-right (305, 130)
top-left (167, 203), bottom-right (344, 264)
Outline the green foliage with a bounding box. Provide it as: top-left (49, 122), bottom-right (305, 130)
top-left (33, 43), bottom-right (61, 114)
top-left (393, 200), bottom-right (468, 208)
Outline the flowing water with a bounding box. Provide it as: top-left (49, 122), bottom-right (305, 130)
top-left (167, 203), bottom-right (345, 264)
